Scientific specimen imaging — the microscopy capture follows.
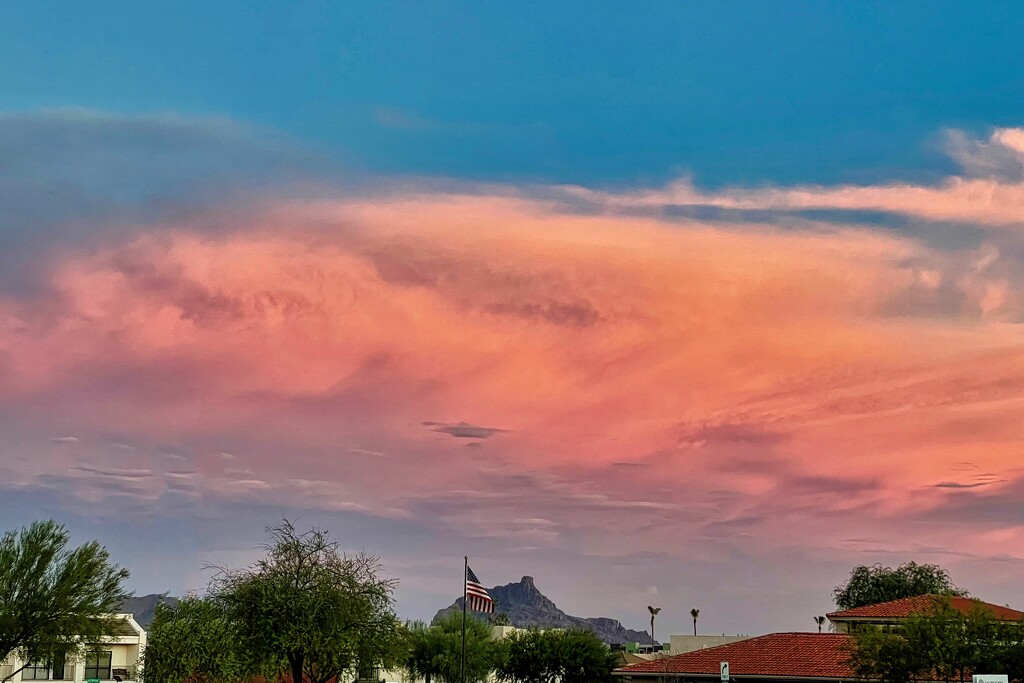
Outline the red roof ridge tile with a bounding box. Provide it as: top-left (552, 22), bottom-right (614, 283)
top-left (827, 594), bottom-right (1024, 621)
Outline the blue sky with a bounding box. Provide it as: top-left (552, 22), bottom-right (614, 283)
top-left (5, 2), bottom-right (1024, 186)
top-left (4, 3), bottom-right (1024, 638)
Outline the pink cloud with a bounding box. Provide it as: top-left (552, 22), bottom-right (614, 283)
top-left (567, 127), bottom-right (1024, 228)
top-left (1, 189), bottom-right (1022, 573)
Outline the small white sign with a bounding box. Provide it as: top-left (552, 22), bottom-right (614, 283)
top-left (721, 661), bottom-right (730, 681)
top-left (973, 676), bottom-right (1008, 683)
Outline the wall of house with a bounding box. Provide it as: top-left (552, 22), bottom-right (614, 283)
top-left (2, 643), bottom-right (143, 682)
top-left (668, 635), bottom-right (751, 654)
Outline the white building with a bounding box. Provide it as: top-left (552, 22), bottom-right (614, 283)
top-left (1, 614), bottom-right (146, 683)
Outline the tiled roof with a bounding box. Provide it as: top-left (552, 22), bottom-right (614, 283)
top-left (616, 633), bottom-right (854, 679)
top-left (827, 595), bottom-right (1024, 622)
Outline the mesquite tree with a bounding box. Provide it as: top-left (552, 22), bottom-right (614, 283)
top-left (834, 562), bottom-right (965, 611)
top-left (210, 520), bottom-right (405, 683)
top-left (0, 520), bottom-right (129, 683)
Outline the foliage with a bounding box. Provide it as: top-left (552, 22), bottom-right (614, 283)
top-left (210, 520), bottom-right (404, 683)
top-left (497, 629), bottom-right (617, 683)
top-left (833, 562), bottom-right (966, 610)
top-left (496, 629), bottom-right (557, 683)
top-left (0, 520), bottom-right (129, 683)
top-left (846, 597), bottom-right (1024, 683)
top-left (140, 597), bottom-right (246, 683)
top-left (407, 613), bottom-right (498, 683)
top-left (555, 630), bottom-right (618, 683)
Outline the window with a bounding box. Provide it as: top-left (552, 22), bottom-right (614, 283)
top-left (52, 651), bottom-right (66, 680)
top-left (21, 662), bottom-right (49, 680)
top-left (84, 652), bottom-right (111, 681)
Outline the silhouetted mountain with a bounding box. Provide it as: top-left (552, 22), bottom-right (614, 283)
top-left (119, 593), bottom-right (178, 629)
top-left (432, 575), bottom-right (651, 645)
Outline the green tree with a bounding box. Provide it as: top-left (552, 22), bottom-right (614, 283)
top-left (833, 562), bottom-right (966, 610)
top-left (690, 608), bottom-right (700, 636)
top-left (497, 629), bottom-right (616, 683)
top-left (846, 596), bottom-right (1014, 683)
top-left (407, 613), bottom-right (497, 683)
top-left (496, 629), bottom-right (557, 683)
top-left (0, 520), bottom-right (129, 683)
top-left (140, 597), bottom-right (246, 683)
top-left (210, 520), bottom-right (404, 683)
top-left (555, 630), bottom-right (617, 683)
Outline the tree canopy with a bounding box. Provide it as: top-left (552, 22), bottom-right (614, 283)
top-left (406, 613), bottom-right (498, 683)
top-left (846, 597), bottom-right (1024, 683)
top-left (0, 520), bottom-right (129, 683)
top-left (833, 562), bottom-right (966, 610)
top-left (496, 628), bottom-right (617, 683)
top-left (210, 520), bottom-right (405, 683)
top-left (140, 597), bottom-right (246, 683)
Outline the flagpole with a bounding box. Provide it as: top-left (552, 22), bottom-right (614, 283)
top-left (461, 556), bottom-right (468, 683)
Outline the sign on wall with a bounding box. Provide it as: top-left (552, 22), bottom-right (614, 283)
top-left (721, 661), bottom-right (730, 681)
top-left (973, 676), bottom-right (1008, 683)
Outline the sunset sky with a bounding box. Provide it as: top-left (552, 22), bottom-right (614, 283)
top-left (3, 3), bottom-right (1024, 638)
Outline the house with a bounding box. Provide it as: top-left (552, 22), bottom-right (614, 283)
top-left (826, 595), bottom-right (1024, 632)
top-left (1, 614), bottom-right (147, 683)
top-left (615, 632), bottom-right (855, 682)
top-left (615, 595), bottom-right (1024, 682)
top-left (669, 635), bottom-right (751, 655)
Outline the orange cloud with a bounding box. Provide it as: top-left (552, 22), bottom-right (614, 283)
top-left (2, 190), bottom-right (1023, 568)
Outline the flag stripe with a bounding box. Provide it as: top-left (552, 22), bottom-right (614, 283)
top-left (465, 564), bottom-right (494, 614)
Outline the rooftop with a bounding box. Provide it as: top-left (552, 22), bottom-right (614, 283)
top-left (616, 633), bottom-right (854, 679)
top-left (827, 595), bottom-right (1024, 622)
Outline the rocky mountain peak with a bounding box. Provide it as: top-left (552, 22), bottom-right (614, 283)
top-left (432, 575), bottom-right (650, 645)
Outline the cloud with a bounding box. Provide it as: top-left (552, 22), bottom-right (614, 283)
top-left (3, 112), bottom-right (1024, 630)
top-left (423, 422), bottom-right (508, 439)
top-left (562, 127), bottom-right (1024, 229)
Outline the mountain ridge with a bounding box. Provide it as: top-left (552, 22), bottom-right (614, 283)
top-left (432, 575), bottom-right (651, 645)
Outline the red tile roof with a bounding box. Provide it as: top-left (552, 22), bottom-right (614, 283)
top-left (616, 633), bottom-right (854, 679)
top-left (827, 595), bottom-right (1024, 622)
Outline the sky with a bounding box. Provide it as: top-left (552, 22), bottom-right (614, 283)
top-left (2, 2), bottom-right (1024, 639)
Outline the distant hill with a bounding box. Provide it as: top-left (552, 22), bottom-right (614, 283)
top-left (120, 593), bottom-right (178, 629)
top-left (432, 575), bottom-right (651, 645)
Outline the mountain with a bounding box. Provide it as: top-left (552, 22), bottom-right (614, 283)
top-left (119, 593), bottom-right (179, 629)
top-left (432, 576), bottom-right (651, 645)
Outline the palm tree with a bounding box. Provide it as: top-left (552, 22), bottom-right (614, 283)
top-left (814, 616), bottom-right (826, 633)
top-left (690, 608), bottom-right (700, 636)
top-left (648, 606), bottom-right (661, 652)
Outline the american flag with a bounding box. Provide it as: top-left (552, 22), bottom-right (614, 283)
top-left (465, 565), bottom-right (494, 613)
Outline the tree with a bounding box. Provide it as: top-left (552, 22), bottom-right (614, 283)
top-left (0, 520), bottom-right (129, 683)
top-left (690, 608), bottom-right (700, 637)
top-left (495, 629), bottom-right (557, 683)
top-left (406, 613), bottom-right (498, 683)
top-left (647, 606), bottom-right (661, 650)
top-left (210, 520), bottom-right (405, 683)
top-left (496, 629), bottom-right (617, 683)
top-left (140, 597), bottom-right (246, 683)
top-left (845, 596), bottom-right (1015, 683)
top-left (833, 562), bottom-right (966, 610)
top-left (814, 616), bottom-right (826, 633)
top-left (556, 630), bottom-right (618, 683)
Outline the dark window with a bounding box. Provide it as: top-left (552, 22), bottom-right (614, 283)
top-left (21, 662), bottom-right (49, 680)
top-left (84, 652), bottom-right (112, 680)
top-left (52, 651), bottom-right (66, 680)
